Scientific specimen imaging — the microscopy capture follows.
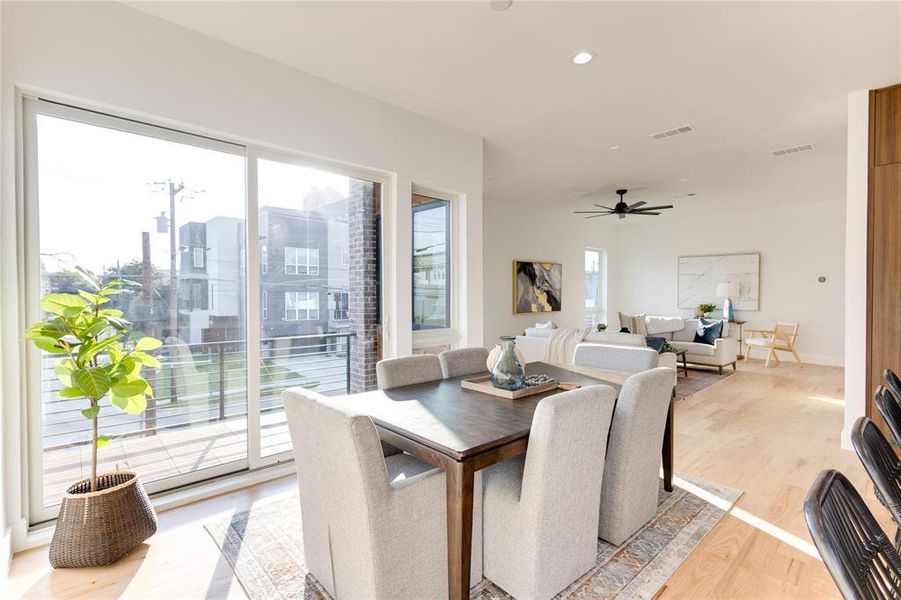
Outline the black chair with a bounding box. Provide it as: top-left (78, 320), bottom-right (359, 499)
top-left (875, 385), bottom-right (901, 447)
top-left (851, 416), bottom-right (901, 547)
top-left (885, 369), bottom-right (901, 407)
top-left (805, 469), bottom-right (901, 599)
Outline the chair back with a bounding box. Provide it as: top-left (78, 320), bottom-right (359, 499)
top-left (885, 369), bottom-right (901, 406)
top-left (438, 347), bottom-right (490, 378)
top-left (376, 354), bottom-right (443, 389)
top-left (875, 385), bottom-right (901, 447)
top-left (772, 322), bottom-right (799, 347)
top-left (282, 387), bottom-right (388, 598)
top-left (851, 416), bottom-right (901, 528)
top-left (519, 385), bottom-right (616, 541)
top-left (597, 368), bottom-right (674, 543)
top-left (805, 469), bottom-right (901, 599)
top-left (573, 343), bottom-right (659, 373)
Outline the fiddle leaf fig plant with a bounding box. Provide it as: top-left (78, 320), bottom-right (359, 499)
top-left (25, 267), bottom-right (161, 492)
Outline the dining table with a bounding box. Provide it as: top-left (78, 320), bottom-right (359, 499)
top-left (349, 361), bottom-right (674, 600)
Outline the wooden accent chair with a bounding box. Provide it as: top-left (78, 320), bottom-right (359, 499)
top-left (744, 322), bottom-right (801, 367)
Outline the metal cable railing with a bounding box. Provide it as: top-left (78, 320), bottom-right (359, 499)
top-left (41, 332), bottom-right (356, 451)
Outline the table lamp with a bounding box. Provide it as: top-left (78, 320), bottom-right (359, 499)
top-left (716, 281), bottom-right (740, 321)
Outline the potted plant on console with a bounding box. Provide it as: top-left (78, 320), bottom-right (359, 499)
top-left (26, 268), bottom-right (161, 568)
top-left (697, 303), bottom-right (717, 318)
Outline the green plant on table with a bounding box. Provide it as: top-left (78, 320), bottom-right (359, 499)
top-left (25, 267), bottom-right (160, 492)
top-left (697, 303), bottom-right (717, 316)
top-left (661, 341), bottom-right (677, 354)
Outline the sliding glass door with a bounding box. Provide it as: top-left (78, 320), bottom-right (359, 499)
top-left (24, 98), bottom-right (384, 523)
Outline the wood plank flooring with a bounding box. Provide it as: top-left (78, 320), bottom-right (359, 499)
top-left (5, 359), bottom-right (889, 598)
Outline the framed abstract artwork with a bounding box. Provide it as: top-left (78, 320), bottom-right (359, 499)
top-left (677, 253), bottom-right (760, 311)
top-left (513, 260), bottom-right (562, 313)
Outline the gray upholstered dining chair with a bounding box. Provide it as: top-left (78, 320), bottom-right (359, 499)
top-left (438, 347), bottom-right (489, 378)
top-left (376, 354), bottom-right (444, 389)
top-left (482, 385), bottom-right (617, 600)
top-left (597, 367), bottom-right (674, 544)
top-left (282, 386), bottom-right (483, 599)
top-left (573, 343), bottom-right (659, 374)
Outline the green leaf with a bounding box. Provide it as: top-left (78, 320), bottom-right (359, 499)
top-left (59, 387), bottom-right (84, 399)
top-left (99, 308), bottom-right (124, 318)
top-left (79, 334), bottom-right (123, 363)
top-left (96, 435), bottom-right (114, 449)
top-left (111, 380), bottom-right (148, 398)
top-left (40, 293), bottom-right (88, 318)
top-left (110, 392), bottom-right (147, 415)
top-left (77, 290), bottom-right (109, 306)
top-left (134, 337), bottom-right (162, 351)
top-left (54, 358), bottom-right (77, 387)
top-left (32, 336), bottom-right (68, 354)
top-left (131, 352), bottom-right (161, 368)
top-left (73, 266), bottom-right (101, 291)
top-left (25, 320), bottom-right (69, 340)
top-left (81, 405), bottom-right (99, 419)
top-left (74, 367), bottom-right (110, 399)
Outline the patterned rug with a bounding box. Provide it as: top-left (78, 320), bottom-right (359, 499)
top-left (675, 368), bottom-right (735, 402)
top-left (204, 473), bottom-right (741, 600)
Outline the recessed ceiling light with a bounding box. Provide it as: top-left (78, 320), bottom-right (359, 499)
top-left (572, 51), bottom-right (594, 65)
top-left (489, 0), bottom-right (512, 11)
top-left (608, 144), bottom-right (621, 151)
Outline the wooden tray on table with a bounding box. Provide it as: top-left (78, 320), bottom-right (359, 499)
top-left (461, 375), bottom-right (559, 399)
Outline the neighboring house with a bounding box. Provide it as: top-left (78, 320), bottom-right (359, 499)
top-left (178, 193), bottom-right (351, 348)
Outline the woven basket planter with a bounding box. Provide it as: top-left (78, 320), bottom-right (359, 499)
top-left (49, 471), bottom-right (158, 568)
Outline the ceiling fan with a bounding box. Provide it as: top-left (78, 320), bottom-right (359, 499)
top-left (574, 189), bottom-right (674, 220)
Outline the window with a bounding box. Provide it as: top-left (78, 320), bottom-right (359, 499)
top-left (285, 291), bottom-right (319, 321)
top-left (332, 291), bottom-right (349, 320)
top-left (585, 248), bottom-right (608, 327)
top-left (262, 291), bottom-right (269, 320)
top-left (26, 99), bottom-right (247, 519)
top-left (412, 195), bottom-right (450, 330)
top-left (341, 249), bottom-right (350, 266)
top-left (285, 246), bottom-right (319, 275)
top-left (261, 245), bottom-right (268, 274)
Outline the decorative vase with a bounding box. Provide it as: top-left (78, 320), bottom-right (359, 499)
top-left (49, 471), bottom-right (158, 568)
top-left (490, 336), bottom-right (526, 391)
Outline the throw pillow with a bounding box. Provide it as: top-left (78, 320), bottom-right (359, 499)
top-left (535, 321), bottom-right (557, 329)
top-left (693, 318), bottom-right (724, 345)
top-left (617, 312), bottom-right (648, 336)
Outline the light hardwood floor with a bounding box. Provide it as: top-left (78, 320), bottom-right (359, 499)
top-left (6, 359), bottom-right (889, 599)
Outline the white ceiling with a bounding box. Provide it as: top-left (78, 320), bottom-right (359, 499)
top-left (131, 1), bottom-right (900, 215)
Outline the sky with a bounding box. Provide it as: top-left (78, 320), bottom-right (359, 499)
top-left (36, 114), bottom-right (352, 276)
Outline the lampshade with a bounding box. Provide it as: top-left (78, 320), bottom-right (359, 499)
top-left (716, 281), bottom-right (740, 297)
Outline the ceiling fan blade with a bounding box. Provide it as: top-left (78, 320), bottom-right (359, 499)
top-left (627, 201), bottom-right (646, 210)
top-left (585, 213), bottom-right (616, 219)
top-left (573, 210), bottom-right (611, 214)
top-left (630, 205), bottom-right (674, 211)
top-left (593, 204), bottom-right (617, 210)
top-left (631, 212), bottom-right (661, 215)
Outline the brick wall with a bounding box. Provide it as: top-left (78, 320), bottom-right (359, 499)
top-left (348, 180), bottom-right (380, 392)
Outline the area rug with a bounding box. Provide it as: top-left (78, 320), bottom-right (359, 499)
top-left (675, 368), bottom-right (735, 402)
top-left (204, 473), bottom-right (741, 600)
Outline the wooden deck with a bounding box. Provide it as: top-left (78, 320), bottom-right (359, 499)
top-left (41, 411), bottom-right (292, 507)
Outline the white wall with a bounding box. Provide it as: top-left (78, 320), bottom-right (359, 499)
top-left (1, 1), bottom-right (483, 550)
top-left (616, 200), bottom-right (846, 366)
top-left (482, 199), bottom-right (620, 345)
top-left (844, 90), bottom-right (870, 448)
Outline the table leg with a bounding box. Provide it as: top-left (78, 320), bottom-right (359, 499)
top-left (681, 354), bottom-right (689, 377)
top-left (663, 393), bottom-right (674, 492)
top-left (446, 459), bottom-right (475, 600)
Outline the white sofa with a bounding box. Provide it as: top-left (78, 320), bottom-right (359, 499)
top-left (664, 319), bottom-right (738, 374)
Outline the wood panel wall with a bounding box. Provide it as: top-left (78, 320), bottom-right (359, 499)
top-left (867, 85), bottom-right (901, 432)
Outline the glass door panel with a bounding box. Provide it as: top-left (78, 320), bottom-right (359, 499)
top-left (30, 103), bottom-right (248, 515)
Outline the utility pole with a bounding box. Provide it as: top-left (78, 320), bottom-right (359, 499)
top-left (141, 232), bottom-right (157, 435)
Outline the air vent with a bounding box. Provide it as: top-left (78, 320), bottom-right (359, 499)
top-left (650, 125), bottom-right (695, 140)
top-left (771, 143), bottom-right (815, 157)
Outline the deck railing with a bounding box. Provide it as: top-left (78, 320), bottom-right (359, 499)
top-left (41, 332), bottom-right (356, 451)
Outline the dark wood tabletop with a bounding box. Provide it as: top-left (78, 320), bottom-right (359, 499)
top-left (349, 362), bottom-right (621, 460)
